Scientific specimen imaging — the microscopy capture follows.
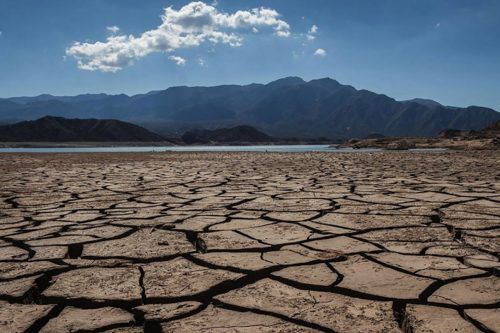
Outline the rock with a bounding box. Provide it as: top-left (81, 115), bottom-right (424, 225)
top-left (43, 267), bottom-right (142, 303)
top-left (405, 304), bottom-right (478, 332)
top-left (82, 229), bottom-right (194, 260)
top-left (465, 308), bottom-right (500, 332)
top-left (387, 140), bottom-right (416, 150)
top-left (439, 129), bottom-right (469, 139)
top-left (215, 279), bottom-right (400, 332)
top-left (164, 304), bottom-right (308, 332)
top-left (0, 301), bottom-right (53, 333)
top-left (135, 302), bottom-right (202, 322)
top-left (40, 306), bottom-right (134, 333)
top-left (333, 255), bottom-right (433, 299)
top-left (429, 276), bottom-right (499, 305)
top-left (142, 257), bottom-right (243, 299)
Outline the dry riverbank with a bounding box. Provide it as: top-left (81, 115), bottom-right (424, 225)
top-left (0, 151), bottom-right (498, 332)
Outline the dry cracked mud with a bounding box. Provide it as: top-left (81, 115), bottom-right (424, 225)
top-left (0, 151), bottom-right (498, 332)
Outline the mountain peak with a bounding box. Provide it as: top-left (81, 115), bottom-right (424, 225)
top-left (38, 115), bottom-right (60, 121)
top-left (307, 77), bottom-right (343, 89)
top-left (403, 98), bottom-right (443, 108)
top-left (36, 94), bottom-right (56, 98)
top-left (266, 76), bottom-right (305, 88)
top-left (309, 77), bottom-right (338, 83)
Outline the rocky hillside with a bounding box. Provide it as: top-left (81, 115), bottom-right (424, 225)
top-left (343, 120), bottom-right (500, 150)
top-left (0, 116), bottom-right (167, 142)
top-left (181, 125), bottom-right (272, 144)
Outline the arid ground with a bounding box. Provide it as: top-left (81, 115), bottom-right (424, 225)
top-left (0, 151), bottom-right (498, 332)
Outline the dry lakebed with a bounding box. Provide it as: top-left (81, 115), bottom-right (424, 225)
top-left (0, 151), bottom-right (498, 332)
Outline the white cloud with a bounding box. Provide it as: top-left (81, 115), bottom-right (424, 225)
top-left (66, 1), bottom-right (291, 72)
top-left (314, 48), bottom-right (326, 57)
top-left (106, 26), bottom-right (120, 34)
top-left (252, 27), bottom-right (259, 33)
top-left (168, 55), bottom-right (187, 66)
top-left (197, 57), bottom-right (205, 66)
top-left (306, 24), bottom-right (318, 41)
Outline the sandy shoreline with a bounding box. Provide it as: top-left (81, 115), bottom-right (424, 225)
top-left (0, 151), bottom-right (498, 332)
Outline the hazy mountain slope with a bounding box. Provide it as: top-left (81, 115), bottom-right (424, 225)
top-left (0, 116), bottom-right (167, 142)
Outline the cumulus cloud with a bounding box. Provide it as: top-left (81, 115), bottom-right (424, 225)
top-left (106, 26), bottom-right (120, 34)
top-left (314, 48), bottom-right (326, 57)
top-left (305, 24), bottom-right (318, 41)
top-left (168, 55), bottom-right (187, 66)
top-left (66, 1), bottom-right (291, 72)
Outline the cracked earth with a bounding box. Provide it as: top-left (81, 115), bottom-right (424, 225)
top-left (0, 151), bottom-right (498, 333)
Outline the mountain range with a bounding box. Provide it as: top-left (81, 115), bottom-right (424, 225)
top-left (1, 77), bottom-right (499, 139)
top-left (0, 116), bottom-right (167, 142)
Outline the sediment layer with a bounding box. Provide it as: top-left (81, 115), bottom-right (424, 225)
top-left (0, 151), bottom-right (498, 332)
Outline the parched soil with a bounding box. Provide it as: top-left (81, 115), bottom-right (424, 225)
top-left (0, 151), bottom-right (498, 332)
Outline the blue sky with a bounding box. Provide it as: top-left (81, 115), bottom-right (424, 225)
top-left (0, 0), bottom-right (499, 110)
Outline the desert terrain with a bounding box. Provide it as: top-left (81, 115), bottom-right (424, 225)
top-left (0, 151), bottom-right (498, 332)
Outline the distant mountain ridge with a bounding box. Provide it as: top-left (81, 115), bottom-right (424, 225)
top-left (0, 116), bottom-right (167, 142)
top-left (402, 98), bottom-right (443, 108)
top-left (181, 125), bottom-right (272, 144)
top-left (1, 77), bottom-right (499, 138)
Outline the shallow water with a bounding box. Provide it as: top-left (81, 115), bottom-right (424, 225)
top-left (0, 145), bottom-right (352, 153)
top-left (0, 145), bottom-right (446, 153)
